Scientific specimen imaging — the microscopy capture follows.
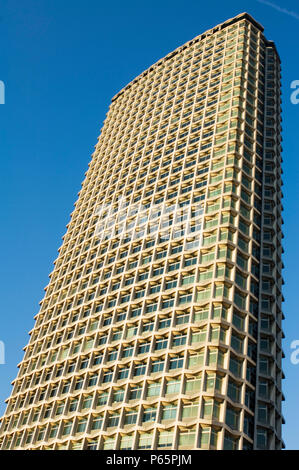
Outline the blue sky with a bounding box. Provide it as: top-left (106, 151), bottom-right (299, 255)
top-left (0, 0), bottom-right (298, 449)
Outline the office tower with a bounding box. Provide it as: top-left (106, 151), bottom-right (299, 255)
top-left (0, 12), bottom-right (284, 450)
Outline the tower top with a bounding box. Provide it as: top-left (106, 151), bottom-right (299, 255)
top-left (112, 12), bottom-right (265, 103)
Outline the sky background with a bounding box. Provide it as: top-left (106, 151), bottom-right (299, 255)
top-left (0, 0), bottom-right (298, 449)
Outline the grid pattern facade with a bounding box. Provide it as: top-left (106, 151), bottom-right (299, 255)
top-left (0, 13), bottom-right (284, 450)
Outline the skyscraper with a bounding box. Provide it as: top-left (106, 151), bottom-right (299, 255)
top-left (0, 12), bottom-right (284, 450)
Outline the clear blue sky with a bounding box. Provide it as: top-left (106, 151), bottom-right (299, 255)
top-left (0, 0), bottom-right (298, 449)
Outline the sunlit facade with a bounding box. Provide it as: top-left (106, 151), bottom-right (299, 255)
top-left (0, 13), bottom-right (284, 450)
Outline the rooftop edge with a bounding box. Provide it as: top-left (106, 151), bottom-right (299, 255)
top-left (111, 13), bottom-right (266, 104)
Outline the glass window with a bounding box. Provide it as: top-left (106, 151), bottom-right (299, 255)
top-left (169, 357), bottom-right (184, 369)
top-left (147, 382), bottom-right (161, 397)
top-left (120, 435), bottom-right (133, 450)
top-left (182, 403), bottom-right (199, 419)
top-left (179, 430), bottom-right (196, 448)
top-left (166, 380), bottom-right (181, 395)
top-left (125, 411), bottom-right (138, 425)
top-left (158, 431), bottom-right (174, 448)
top-left (138, 433), bottom-right (153, 449)
top-left (162, 404), bottom-right (177, 421)
top-left (77, 418), bottom-right (87, 433)
top-left (103, 438), bottom-right (116, 450)
top-left (107, 414), bottom-right (120, 427)
top-left (142, 407), bottom-right (157, 423)
top-left (91, 415), bottom-right (103, 430)
top-left (130, 386), bottom-right (142, 400)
